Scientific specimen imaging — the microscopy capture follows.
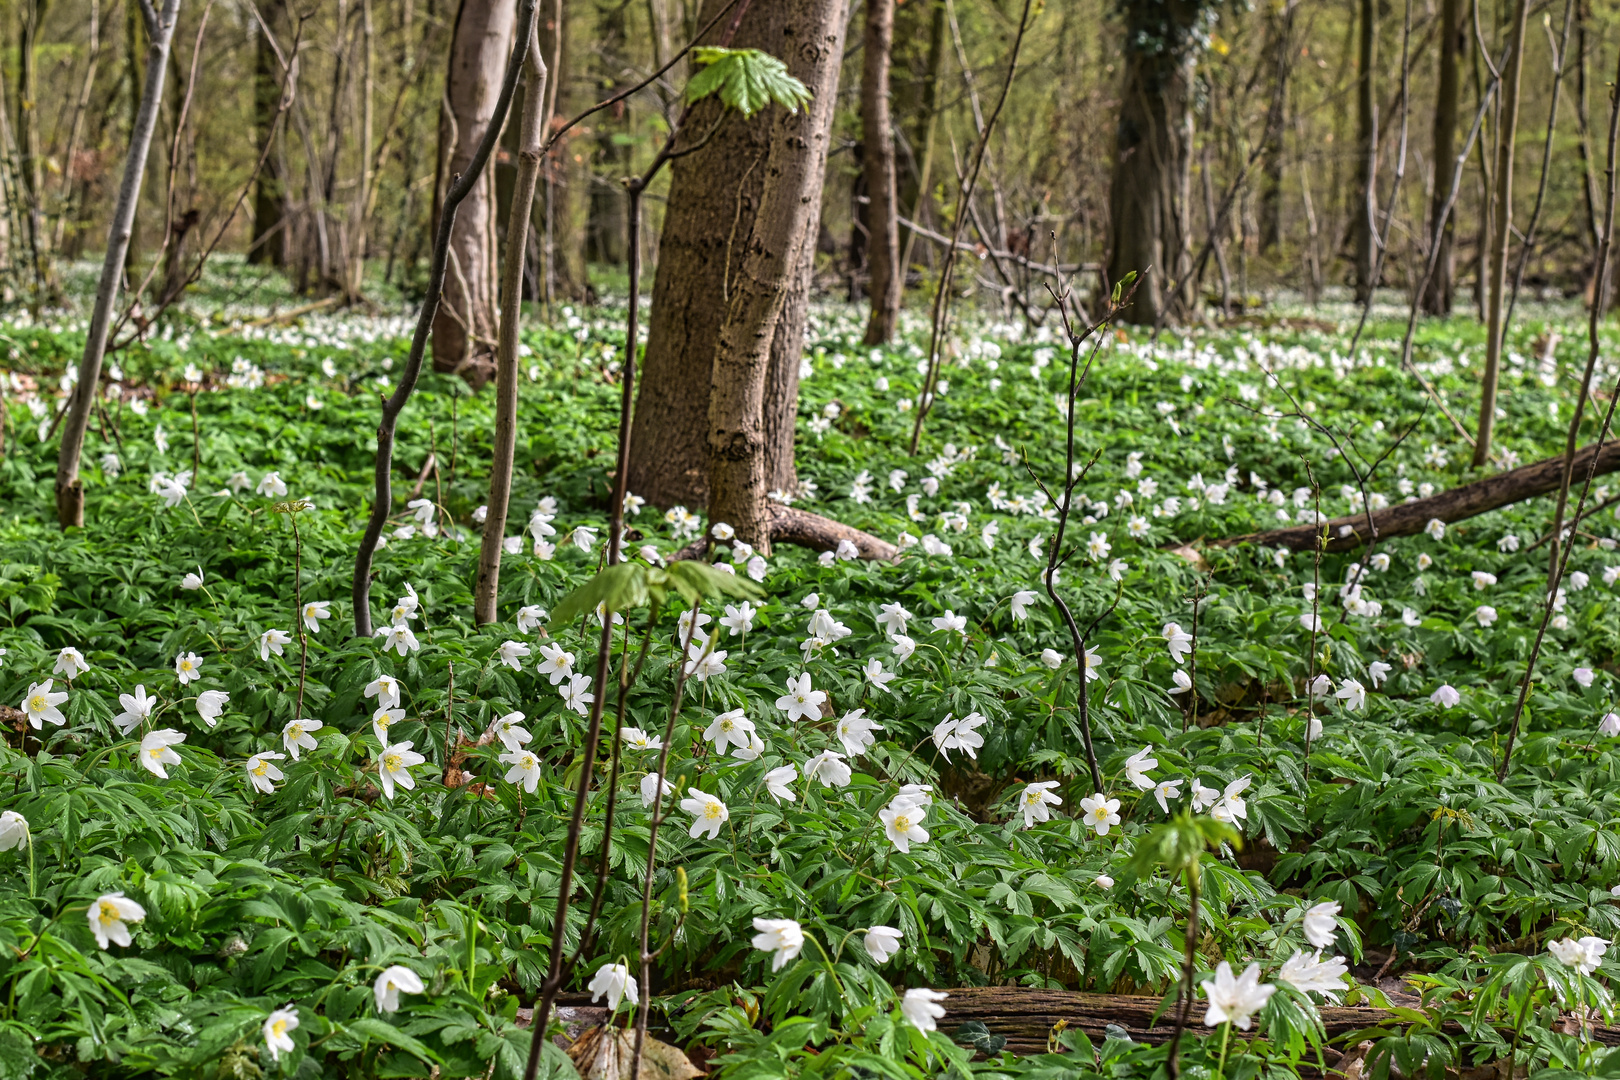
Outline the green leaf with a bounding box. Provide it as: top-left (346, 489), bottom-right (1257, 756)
top-left (347, 1016), bottom-right (441, 1064)
top-left (550, 563), bottom-right (649, 626)
top-left (685, 48), bottom-right (811, 117)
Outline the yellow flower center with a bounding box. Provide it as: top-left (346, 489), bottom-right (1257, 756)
top-left (98, 902), bottom-right (119, 924)
top-left (1025, 791), bottom-right (1041, 805)
top-left (719, 720), bottom-right (733, 732)
top-left (384, 754), bottom-right (400, 771)
top-left (252, 761), bottom-right (269, 776)
top-left (893, 814), bottom-right (911, 831)
top-left (289, 725), bottom-right (302, 738)
top-left (180, 661), bottom-right (192, 671)
top-left (1092, 807), bottom-right (1108, 821)
top-left (270, 1020), bottom-right (287, 1038)
top-left (703, 803), bottom-right (722, 820)
top-left (148, 747), bottom-right (163, 759)
top-left (27, 695), bottom-right (43, 711)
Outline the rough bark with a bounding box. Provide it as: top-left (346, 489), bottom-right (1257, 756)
top-left (1106, 1), bottom-right (1201, 327)
top-left (626, 0), bottom-right (815, 510)
top-left (706, 0), bottom-right (850, 551)
top-left (1352, 0), bottom-right (1377, 302)
top-left (1420, 0), bottom-right (1463, 314)
top-left (1214, 441), bottom-right (1620, 553)
top-left (431, 0), bottom-right (518, 389)
top-left (1475, 0), bottom-right (1532, 469)
top-left (860, 0), bottom-right (901, 344)
top-left (54, 0), bottom-right (183, 528)
top-left (250, 0), bottom-right (286, 266)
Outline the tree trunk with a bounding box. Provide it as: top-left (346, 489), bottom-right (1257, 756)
top-left (1257, 4), bottom-right (1289, 253)
top-left (895, 0), bottom-right (947, 280)
top-left (586, 0), bottom-right (628, 266)
top-left (626, 0), bottom-right (820, 510)
top-left (55, 0), bottom-right (183, 528)
top-left (1105, 1), bottom-right (1200, 327)
top-left (1352, 0), bottom-right (1376, 302)
top-left (706, 0), bottom-right (851, 550)
top-left (1420, 0), bottom-right (1463, 314)
top-left (431, 0), bottom-right (517, 388)
top-left (1475, 0), bottom-right (1532, 469)
top-left (250, 0), bottom-right (285, 266)
top-left (861, 0), bottom-right (901, 344)
top-left (17, 0), bottom-right (50, 291)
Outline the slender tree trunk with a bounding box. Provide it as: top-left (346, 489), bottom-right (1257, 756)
top-left (125, 0), bottom-right (144, 273)
top-left (626, 0), bottom-right (820, 510)
top-left (586, 0), bottom-right (629, 266)
top-left (707, 0), bottom-right (850, 550)
top-left (896, 0), bottom-right (946, 280)
top-left (53, 0), bottom-right (100, 255)
top-left (474, 32), bottom-right (546, 625)
top-left (431, 0), bottom-right (518, 388)
top-left (54, 0), bottom-right (183, 528)
top-left (1421, 0), bottom-right (1464, 314)
top-left (1353, 0), bottom-right (1377, 302)
top-left (17, 0), bottom-right (50, 292)
top-left (249, 0), bottom-right (285, 265)
top-left (1106, 0), bottom-right (1200, 326)
top-left (1257, 3), bottom-right (1290, 253)
top-left (1576, 0), bottom-right (1601, 264)
top-left (1475, 0), bottom-right (1532, 469)
top-left (344, 0), bottom-right (375, 300)
top-left (861, 0), bottom-right (900, 344)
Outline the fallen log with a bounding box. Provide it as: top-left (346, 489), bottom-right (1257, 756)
top-left (936, 985), bottom-right (1620, 1056)
top-left (1214, 441), bottom-right (1620, 553)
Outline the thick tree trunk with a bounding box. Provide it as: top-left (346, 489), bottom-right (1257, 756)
top-left (431, 0), bottom-right (517, 388)
top-left (861, 0), bottom-right (900, 344)
top-left (1475, 0), bottom-right (1532, 469)
top-left (706, 0), bottom-right (850, 550)
top-left (250, 0), bottom-right (286, 266)
top-left (1214, 440), bottom-right (1620, 553)
top-left (626, 0), bottom-right (817, 510)
top-left (1421, 0), bottom-right (1463, 314)
top-left (1106, 2), bottom-right (1199, 326)
top-left (1352, 0), bottom-right (1376, 302)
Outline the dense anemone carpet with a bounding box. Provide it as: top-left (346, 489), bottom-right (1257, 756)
top-left (0, 302), bottom-right (1619, 1077)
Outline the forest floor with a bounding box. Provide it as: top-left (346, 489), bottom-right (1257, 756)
top-left (0, 282), bottom-right (1618, 1078)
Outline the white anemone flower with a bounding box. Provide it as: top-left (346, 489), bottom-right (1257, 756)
top-left (88, 891), bottom-right (146, 950)
top-left (750, 918), bottom-right (805, 972)
top-left (374, 965), bottom-right (426, 1013)
top-left (587, 962), bottom-right (638, 1011)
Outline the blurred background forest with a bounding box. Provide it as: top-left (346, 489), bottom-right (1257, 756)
top-left (0, 0), bottom-right (1607, 332)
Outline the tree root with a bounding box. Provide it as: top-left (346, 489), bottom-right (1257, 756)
top-left (673, 503), bottom-right (898, 562)
top-left (1214, 441), bottom-right (1620, 553)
